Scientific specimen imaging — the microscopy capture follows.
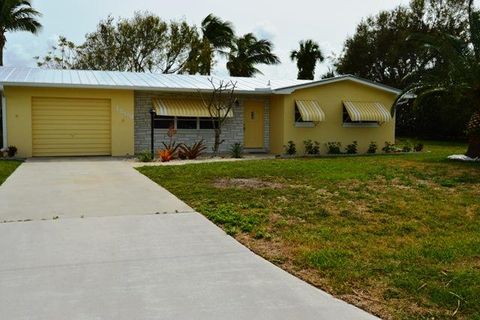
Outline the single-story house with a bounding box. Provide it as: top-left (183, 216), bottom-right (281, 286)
top-left (0, 67), bottom-right (401, 158)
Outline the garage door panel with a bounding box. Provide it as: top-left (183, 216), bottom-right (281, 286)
top-left (32, 97), bottom-right (111, 157)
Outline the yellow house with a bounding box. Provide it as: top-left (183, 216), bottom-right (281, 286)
top-left (0, 67), bottom-right (400, 158)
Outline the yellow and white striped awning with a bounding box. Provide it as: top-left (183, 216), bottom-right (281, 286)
top-left (295, 100), bottom-right (326, 122)
top-left (343, 101), bottom-right (392, 122)
top-left (152, 98), bottom-right (233, 118)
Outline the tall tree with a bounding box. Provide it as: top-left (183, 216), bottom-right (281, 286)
top-left (394, 0), bottom-right (480, 157)
top-left (0, 0), bottom-right (42, 66)
top-left (290, 40), bottom-right (324, 80)
top-left (183, 14), bottom-right (234, 75)
top-left (36, 12), bottom-right (199, 73)
top-left (226, 33), bottom-right (280, 77)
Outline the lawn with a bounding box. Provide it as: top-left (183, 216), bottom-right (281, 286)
top-left (0, 160), bottom-right (21, 185)
top-left (138, 141), bottom-right (480, 320)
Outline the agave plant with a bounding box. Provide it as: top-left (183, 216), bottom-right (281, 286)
top-left (394, 0), bottom-right (480, 158)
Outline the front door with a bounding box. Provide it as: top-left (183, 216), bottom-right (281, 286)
top-left (243, 101), bottom-right (264, 148)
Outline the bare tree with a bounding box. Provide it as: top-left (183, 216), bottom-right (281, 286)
top-left (199, 78), bottom-right (238, 155)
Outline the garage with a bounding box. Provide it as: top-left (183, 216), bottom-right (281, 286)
top-left (31, 97), bottom-right (111, 157)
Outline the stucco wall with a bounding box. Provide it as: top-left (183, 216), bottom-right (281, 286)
top-left (269, 80), bottom-right (397, 154)
top-left (134, 91), bottom-right (270, 154)
top-left (3, 86), bottom-right (134, 158)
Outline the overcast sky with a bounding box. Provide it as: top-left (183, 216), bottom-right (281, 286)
top-left (4, 0), bottom-right (410, 79)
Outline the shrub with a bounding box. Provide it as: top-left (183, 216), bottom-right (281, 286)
top-left (326, 142), bottom-right (342, 154)
top-left (345, 141), bottom-right (358, 154)
top-left (230, 143), bottom-right (243, 158)
top-left (402, 140), bottom-right (413, 153)
top-left (157, 149), bottom-right (174, 162)
top-left (382, 142), bottom-right (402, 153)
top-left (367, 141), bottom-right (378, 154)
top-left (414, 143), bottom-right (424, 152)
top-left (7, 146), bottom-right (17, 158)
top-left (179, 140), bottom-right (207, 160)
top-left (137, 150), bottom-right (154, 162)
top-left (303, 139), bottom-right (320, 155)
top-left (284, 141), bottom-right (297, 155)
top-left (161, 141), bottom-right (182, 158)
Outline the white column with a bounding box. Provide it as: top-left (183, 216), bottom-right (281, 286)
top-left (1, 93), bottom-right (6, 148)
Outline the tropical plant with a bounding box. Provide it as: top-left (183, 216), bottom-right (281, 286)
top-left (178, 140), bottom-right (207, 159)
top-left (6, 145), bottom-right (17, 157)
top-left (382, 142), bottom-right (402, 153)
top-left (303, 139), bottom-right (320, 155)
top-left (290, 40), bottom-right (324, 80)
top-left (414, 143), bottom-right (424, 152)
top-left (187, 14), bottom-right (234, 75)
top-left (367, 141), bottom-right (378, 154)
top-left (227, 33), bottom-right (280, 77)
top-left (326, 142), bottom-right (342, 154)
top-left (230, 142), bottom-right (243, 158)
top-left (284, 141), bottom-right (297, 156)
top-left (402, 140), bottom-right (413, 153)
top-left (393, 0), bottom-right (480, 158)
top-left (157, 149), bottom-right (174, 162)
top-left (345, 141), bottom-right (358, 154)
top-left (0, 0), bottom-right (42, 66)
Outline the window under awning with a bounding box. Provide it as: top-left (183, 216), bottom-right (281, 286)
top-left (152, 98), bottom-right (233, 118)
top-left (343, 101), bottom-right (392, 122)
top-left (295, 100), bottom-right (326, 122)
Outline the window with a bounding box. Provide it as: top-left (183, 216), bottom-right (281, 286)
top-left (295, 106), bottom-right (307, 123)
top-left (154, 116), bottom-right (174, 129)
top-left (199, 118), bottom-right (218, 129)
top-left (294, 106), bottom-right (315, 128)
top-left (176, 117), bottom-right (198, 129)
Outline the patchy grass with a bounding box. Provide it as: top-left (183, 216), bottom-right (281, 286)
top-left (0, 160), bottom-right (21, 185)
top-left (138, 141), bottom-right (480, 320)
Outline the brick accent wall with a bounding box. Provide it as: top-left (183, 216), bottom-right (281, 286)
top-left (134, 91), bottom-right (270, 154)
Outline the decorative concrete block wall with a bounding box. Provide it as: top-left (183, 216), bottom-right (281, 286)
top-left (134, 91), bottom-right (270, 154)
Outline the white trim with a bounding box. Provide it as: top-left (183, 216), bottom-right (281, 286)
top-left (342, 122), bottom-right (380, 128)
top-left (1, 93), bottom-right (6, 148)
top-left (295, 122), bottom-right (315, 128)
top-left (274, 76), bottom-right (402, 95)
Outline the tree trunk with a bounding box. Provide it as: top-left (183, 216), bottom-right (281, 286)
top-left (213, 128), bottom-right (224, 156)
top-left (0, 35), bottom-right (4, 66)
top-left (466, 111), bottom-right (480, 158)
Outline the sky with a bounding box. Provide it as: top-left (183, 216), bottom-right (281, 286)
top-left (4, 0), bottom-right (410, 80)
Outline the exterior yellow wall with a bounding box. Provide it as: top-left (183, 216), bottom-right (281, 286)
top-left (269, 80), bottom-right (397, 154)
top-left (4, 86), bottom-right (134, 158)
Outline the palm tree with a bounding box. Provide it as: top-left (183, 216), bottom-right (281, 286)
top-left (226, 33), bottom-right (280, 77)
top-left (394, 0), bottom-right (480, 158)
top-left (0, 0), bottom-right (42, 66)
top-left (290, 40), bottom-right (324, 80)
top-left (193, 14), bottom-right (234, 75)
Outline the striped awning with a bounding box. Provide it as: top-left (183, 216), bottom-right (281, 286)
top-left (152, 98), bottom-right (233, 118)
top-left (295, 100), bottom-right (326, 122)
top-left (343, 101), bottom-right (392, 122)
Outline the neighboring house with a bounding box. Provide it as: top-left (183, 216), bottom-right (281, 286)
top-left (0, 67), bottom-right (400, 158)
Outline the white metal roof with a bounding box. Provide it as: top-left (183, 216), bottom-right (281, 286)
top-left (0, 67), bottom-right (401, 95)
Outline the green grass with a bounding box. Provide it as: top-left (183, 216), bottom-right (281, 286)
top-left (0, 160), bottom-right (21, 185)
top-left (138, 141), bottom-right (480, 320)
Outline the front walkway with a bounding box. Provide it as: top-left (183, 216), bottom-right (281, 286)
top-left (0, 158), bottom-right (378, 319)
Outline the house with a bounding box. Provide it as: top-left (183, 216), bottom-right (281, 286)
top-left (0, 67), bottom-right (401, 158)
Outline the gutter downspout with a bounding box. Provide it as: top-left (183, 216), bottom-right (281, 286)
top-left (1, 87), bottom-right (6, 149)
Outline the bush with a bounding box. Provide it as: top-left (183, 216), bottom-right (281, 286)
top-left (345, 141), bottom-right (358, 154)
top-left (230, 143), bottom-right (243, 158)
top-left (367, 141), bottom-right (378, 154)
top-left (7, 146), bottom-right (17, 158)
top-left (402, 140), bottom-right (413, 153)
top-left (179, 140), bottom-right (207, 160)
top-left (137, 150), bottom-right (154, 162)
top-left (382, 142), bottom-right (402, 153)
top-left (284, 141), bottom-right (297, 155)
top-left (414, 143), bottom-right (424, 152)
top-left (161, 141), bottom-right (182, 158)
top-left (326, 142), bottom-right (342, 154)
top-left (303, 139), bottom-right (320, 155)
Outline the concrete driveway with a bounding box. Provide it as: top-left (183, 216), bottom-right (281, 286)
top-left (0, 158), bottom-right (378, 320)
top-left (0, 158), bottom-right (192, 221)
